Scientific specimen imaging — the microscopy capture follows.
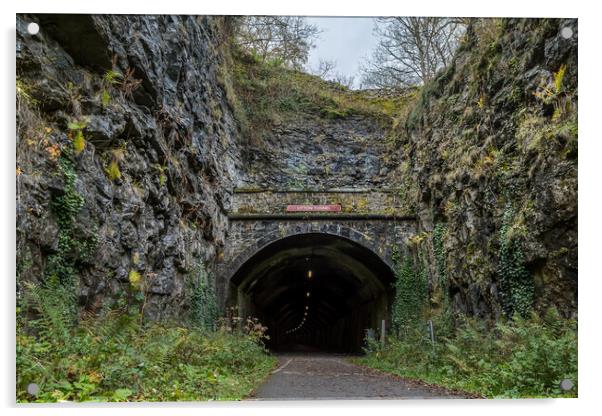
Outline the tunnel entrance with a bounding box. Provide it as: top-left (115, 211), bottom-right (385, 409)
top-left (228, 233), bottom-right (395, 353)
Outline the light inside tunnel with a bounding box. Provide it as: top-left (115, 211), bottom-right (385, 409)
top-left (229, 233), bottom-right (396, 353)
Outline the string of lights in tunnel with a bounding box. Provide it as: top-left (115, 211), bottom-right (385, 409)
top-left (284, 267), bottom-right (313, 335)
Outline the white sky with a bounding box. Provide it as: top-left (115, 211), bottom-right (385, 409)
top-left (305, 17), bottom-right (379, 88)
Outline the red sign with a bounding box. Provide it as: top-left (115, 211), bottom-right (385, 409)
top-left (286, 204), bottom-right (342, 212)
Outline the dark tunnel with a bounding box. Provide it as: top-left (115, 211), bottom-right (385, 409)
top-left (228, 233), bottom-right (396, 353)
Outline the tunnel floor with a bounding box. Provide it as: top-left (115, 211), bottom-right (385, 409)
top-left (250, 353), bottom-right (469, 400)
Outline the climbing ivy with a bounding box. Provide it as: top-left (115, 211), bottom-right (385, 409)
top-left (45, 154), bottom-right (96, 318)
top-left (188, 262), bottom-right (219, 331)
top-left (433, 223), bottom-right (447, 287)
top-left (497, 203), bottom-right (534, 317)
top-left (391, 250), bottom-right (428, 337)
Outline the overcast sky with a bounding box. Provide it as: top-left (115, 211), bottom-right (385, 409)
top-left (305, 17), bottom-right (379, 88)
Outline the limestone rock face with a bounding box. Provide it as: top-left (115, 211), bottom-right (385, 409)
top-left (398, 18), bottom-right (578, 318)
top-left (16, 14), bottom-right (243, 319)
top-left (243, 115), bottom-right (394, 189)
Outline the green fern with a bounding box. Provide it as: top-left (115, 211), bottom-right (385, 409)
top-left (101, 89), bottom-right (111, 107)
top-left (103, 69), bottom-right (123, 85)
top-left (21, 282), bottom-right (74, 347)
top-left (106, 160), bottom-right (121, 181)
top-left (554, 64), bottom-right (566, 94)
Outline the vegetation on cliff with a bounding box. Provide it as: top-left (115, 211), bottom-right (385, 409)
top-left (223, 47), bottom-right (417, 143)
top-left (359, 17), bottom-right (577, 398)
top-left (362, 238), bottom-right (577, 399)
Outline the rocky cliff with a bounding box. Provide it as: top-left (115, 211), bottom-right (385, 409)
top-left (16, 15), bottom-right (243, 319)
top-left (244, 114), bottom-right (392, 189)
top-left (398, 18), bottom-right (578, 318)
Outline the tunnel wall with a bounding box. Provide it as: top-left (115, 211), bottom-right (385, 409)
top-left (231, 189), bottom-right (413, 216)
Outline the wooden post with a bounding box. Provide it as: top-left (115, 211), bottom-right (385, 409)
top-left (380, 319), bottom-right (386, 347)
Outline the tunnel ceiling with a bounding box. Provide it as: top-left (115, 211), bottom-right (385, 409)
top-left (231, 233), bottom-right (395, 333)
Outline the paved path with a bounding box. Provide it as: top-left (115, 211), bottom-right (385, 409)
top-left (250, 353), bottom-right (469, 400)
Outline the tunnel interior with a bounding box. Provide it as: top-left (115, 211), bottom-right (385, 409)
top-left (229, 233), bottom-right (395, 353)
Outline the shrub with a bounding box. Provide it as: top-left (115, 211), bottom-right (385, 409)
top-left (497, 203), bottom-right (534, 317)
top-left (17, 283), bottom-right (276, 402)
top-left (357, 309), bottom-right (577, 398)
top-left (187, 263), bottom-right (219, 331)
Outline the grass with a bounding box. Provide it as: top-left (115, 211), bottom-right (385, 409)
top-left (356, 309), bottom-right (577, 398)
top-left (229, 49), bottom-right (417, 143)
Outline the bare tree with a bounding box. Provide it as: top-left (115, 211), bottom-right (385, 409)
top-left (308, 59), bottom-right (356, 88)
top-left (309, 58), bottom-right (337, 78)
top-left (234, 16), bottom-right (321, 69)
top-left (330, 73), bottom-right (356, 89)
top-left (361, 17), bottom-right (466, 89)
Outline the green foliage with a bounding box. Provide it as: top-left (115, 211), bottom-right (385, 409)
top-left (52, 157), bottom-right (84, 232)
top-left (17, 285), bottom-right (276, 402)
top-left (533, 63), bottom-right (573, 122)
top-left (67, 120), bottom-right (88, 131)
top-left (432, 223), bottom-right (447, 287)
top-left (553, 64), bottom-right (566, 94)
top-left (128, 270), bottom-right (142, 289)
top-left (391, 252), bottom-right (428, 336)
top-left (20, 282), bottom-right (74, 348)
top-left (73, 131), bottom-right (85, 154)
top-left (67, 118), bottom-right (88, 155)
top-left (101, 89), bottom-right (111, 107)
top-left (187, 263), bottom-right (219, 331)
top-left (101, 69), bottom-right (121, 107)
top-left (230, 48), bottom-right (414, 142)
top-left (103, 69), bottom-right (123, 85)
top-left (154, 163), bottom-right (167, 187)
top-left (45, 156), bottom-right (96, 310)
top-left (361, 331), bottom-right (383, 354)
top-left (497, 203), bottom-right (534, 317)
top-left (105, 160), bottom-right (121, 181)
top-left (100, 67), bottom-right (141, 104)
top-left (358, 310), bottom-right (577, 398)
top-left (17, 78), bottom-right (38, 106)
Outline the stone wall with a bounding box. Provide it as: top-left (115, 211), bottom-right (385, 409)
top-left (230, 189), bottom-right (412, 216)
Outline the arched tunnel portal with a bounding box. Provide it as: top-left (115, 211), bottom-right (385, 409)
top-left (228, 233), bottom-right (396, 353)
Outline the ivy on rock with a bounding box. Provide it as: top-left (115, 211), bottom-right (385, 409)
top-left (45, 154), bottom-right (97, 318)
top-left (497, 203), bottom-right (534, 317)
top-left (187, 262), bottom-right (219, 331)
top-left (433, 223), bottom-right (447, 288)
top-left (391, 250), bottom-right (428, 337)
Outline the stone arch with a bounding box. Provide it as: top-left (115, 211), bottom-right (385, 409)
top-left (223, 223), bottom-right (398, 352)
top-left (223, 223), bottom-right (396, 288)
